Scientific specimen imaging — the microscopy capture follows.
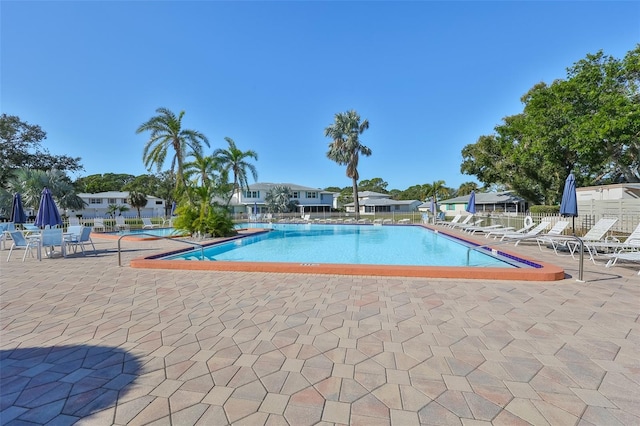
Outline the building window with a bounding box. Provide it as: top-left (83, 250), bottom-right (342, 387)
top-left (306, 192), bottom-right (317, 199)
top-left (291, 191), bottom-right (299, 199)
top-left (244, 190), bottom-right (260, 198)
top-left (155, 201), bottom-right (163, 205)
top-left (108, 198), bottom-right (117, 204)
top-left (89, 198), bottom-right (102, 204)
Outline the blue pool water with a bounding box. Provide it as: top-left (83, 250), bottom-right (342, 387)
top-left (168, 223), bottom-right (523, 268)
top-left (111, 228), bottom-right (186, 238)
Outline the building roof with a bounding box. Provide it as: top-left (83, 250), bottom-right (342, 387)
top-left (439, 191), bottom-right (525, 205)
top-left (357, 191), bottom-right (390, 198)
top-left (77, 191), bottom-right (162, 200)
top-left (247, 183), bottom-right (335, 194)
top-left (345, 199), bottom-right (420, 207)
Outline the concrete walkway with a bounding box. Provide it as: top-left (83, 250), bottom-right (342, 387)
top-left (1, 234), bottom-right (638, 425)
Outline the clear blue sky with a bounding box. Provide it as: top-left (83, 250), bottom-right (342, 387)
top-left (3, 1), bottom-right (638, 192)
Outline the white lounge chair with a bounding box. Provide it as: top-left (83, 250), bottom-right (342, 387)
top-left (534, 221), bottom-right (571, 254)
top-left (566, 218), bottom-right (618, 261)
top-left (578, 222), bottom-right (640, 262)
top-left (465, 223), bottom-right (513, 235)
top-left (438, 214), bottom-right (460, 227)
top-left (500, 221), bottom-right (552, 245)
top-left (448, 215), bottom-right (474, 229)
top-left (486, 220), bottom-right (535, 239)
top-left (142, 218), bottom-right (158, 229)
top-left (605, 251), bottom-right (640, 275)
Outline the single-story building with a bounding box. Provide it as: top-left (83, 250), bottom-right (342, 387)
top-left (70, 192), bottom-right (167, 218)
top-left (433, 191), bottom-right (527, 216)
top-left (344, 191), bottom-right (422, 215)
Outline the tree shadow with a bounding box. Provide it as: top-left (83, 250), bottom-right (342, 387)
top-left (1, 345), bottom-right (142, 425)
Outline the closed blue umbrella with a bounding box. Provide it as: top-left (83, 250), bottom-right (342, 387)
top-left (170, 201), bottom-right (177, 216)
top-left (34, 187), bottom-right (62, 228)
top-left (254, 202), bottom-right (258, 215)
top-left (10, 193), bottom-right (27, 224)
top-left (466, 191), bottom-right (476, 214)
top-left (560, 173), bottom-right (578, 232)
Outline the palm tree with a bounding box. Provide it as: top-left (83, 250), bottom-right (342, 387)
top-left (213, 137), bottom-right (258, 206)
top-left (264, 185), bottom-right (293, 216)
top-left (127, 191), bottom-right (148, 218)
top-left (183, 150), bottom-right (218, 188)
top-left (136, 107), bottom-right (210, 193)
top-left (457, 182), bottom-right (479, 196)
top-left (324, 110), bottom-right (371, 219)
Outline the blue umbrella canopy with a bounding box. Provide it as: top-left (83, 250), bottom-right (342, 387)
top-left (34, 187), bottom-right (63, 228)
top-left (560, 173), bottom-right (578, 217)
top-left (466, 190), bottom-right (476, 214)
top-left (10, 193), bottom-right (27, 224)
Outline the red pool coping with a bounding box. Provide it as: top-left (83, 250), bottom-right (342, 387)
top-left (126, 225), bottom-right (566, 281)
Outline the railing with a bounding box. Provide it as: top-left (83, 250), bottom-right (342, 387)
top-left (117, 233), bottom-right (204, 266)
top-left (465, 234), bottom-right (585, 282)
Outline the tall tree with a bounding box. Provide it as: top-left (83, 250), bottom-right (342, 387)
top-left (213, 137), bottom-right (258, 206)
top-left (324, 110), bottom-right (372, 219)
top-left (461, 46), bottom-right (640, 204)
top-left (359, 178), bottom-right (388, 193)
top-left (136, 108), bottom-right (210, 193)
top-left (0, 114), bottom-right (82, 188)
top-left (74, 173), bottom-right (135, 193)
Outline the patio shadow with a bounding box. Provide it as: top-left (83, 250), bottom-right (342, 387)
top-left (0, 345), bottom-right (142, 424)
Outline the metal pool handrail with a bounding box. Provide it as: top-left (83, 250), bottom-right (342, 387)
top-left (466, 234), bottom-right (585, 282)
top-left (117, 233), bottom-right (205, 266)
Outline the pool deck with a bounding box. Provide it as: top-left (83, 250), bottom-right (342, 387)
top-left (1, 229), bottom-right (639, 425)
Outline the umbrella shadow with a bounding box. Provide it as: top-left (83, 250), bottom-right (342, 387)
top-left (1, 345), bottom-right (142, 424)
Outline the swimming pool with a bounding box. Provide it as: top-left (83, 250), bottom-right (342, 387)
top-left (100, 227), bottom-right (187, 239)
top-left (175, 223), bottom-right (514, 267)
top-left (129, 223), bottom-right (565, 280)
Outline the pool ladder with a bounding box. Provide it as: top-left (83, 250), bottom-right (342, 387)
top-left (466, 234), bottom-right (585, 282)
top-left (117, 233), bottom-right (205, 266)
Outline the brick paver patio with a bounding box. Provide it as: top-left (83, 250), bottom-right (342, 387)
top-left (1, 232), bottom-right (638, 425)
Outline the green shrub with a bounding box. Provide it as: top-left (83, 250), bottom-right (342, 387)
top-left (173, 204), bottom-right (237, 238)
top-left (529, 205), bottom-right (560, 214)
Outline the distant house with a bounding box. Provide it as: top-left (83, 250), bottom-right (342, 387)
top-left (344, 191), bottom-right (422, 215)
top-left (434, 191), bottom-right (527, 216)
top-left (70, 192), bottom-right (167, 218)
top-left (229, 182), bottom-right (336, 214)
top-left (575, 183), bottom-right (640, 228)
top-left (576, 183), bottom-right (640, 202)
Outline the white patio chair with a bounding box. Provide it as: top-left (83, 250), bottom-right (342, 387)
top-left (40, 228), bottom-right (66, 258)
top-left (67, 226), bottom-right (96, 255)
top-left (142, 218), bottom-right (158, 229)
top-left (6, 231), bottom-right (39, 261)
top-left (93, 218), bottom-right (106, 232)
top-left (115, 216), bottom-right (130, 231)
